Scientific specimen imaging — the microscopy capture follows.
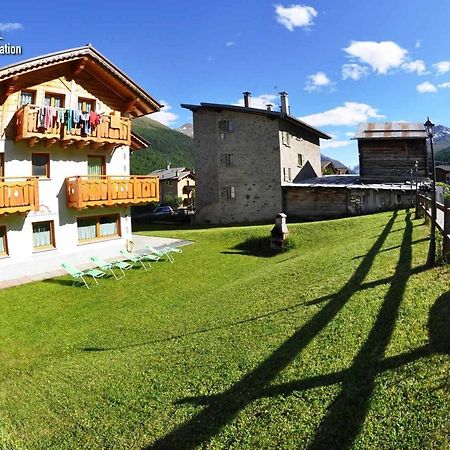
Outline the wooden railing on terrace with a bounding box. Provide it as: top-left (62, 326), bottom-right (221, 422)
top-left (417, 193), bottom-right (450, 260)
top-left (66, 175), bottom-right (159, 209)
top-left (0, 177), bottom-right (39, 215)
top-left (16, 105), bottom-right (131, 149)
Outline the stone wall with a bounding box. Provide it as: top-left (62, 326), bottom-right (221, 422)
top-left (193, 109), bottom-right (283, 224)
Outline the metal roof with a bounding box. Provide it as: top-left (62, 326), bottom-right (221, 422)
top-left (149, 167), bottom-right (194, 180)
top-left (353, 122), bottom-right (427, 140)
top-left (282, 175), bottom-right (412, 191)
top-left (180, 102), bottom-right (331, 140)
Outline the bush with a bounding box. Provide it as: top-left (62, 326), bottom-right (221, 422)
top-left (162, 194), bottom-right (182, 209)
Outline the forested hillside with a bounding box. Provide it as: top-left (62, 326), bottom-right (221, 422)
top-left (131, 116), bottom-right (194, 174)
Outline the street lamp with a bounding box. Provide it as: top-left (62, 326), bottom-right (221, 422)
top-left (424, 117), bottom-right (437, 266)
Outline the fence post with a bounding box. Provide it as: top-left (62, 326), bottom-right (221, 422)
top-left (443, 198), bottom-right (450, 262)
top-left (416, 193), bottom-right (422, 219)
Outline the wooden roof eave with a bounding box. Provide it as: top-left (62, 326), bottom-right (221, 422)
top-left (0, 45), bottom-right (161, 117)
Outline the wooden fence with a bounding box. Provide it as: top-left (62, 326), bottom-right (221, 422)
top-left (416, 193), bottom-right (450, 260)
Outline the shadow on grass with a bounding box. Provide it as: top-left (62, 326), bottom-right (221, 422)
top-left (222, 236), bottom-right (279, 258)
top-left (145, 211), bottom-right (404, 449)
top-left (43, 278), bottom-right (79, 287)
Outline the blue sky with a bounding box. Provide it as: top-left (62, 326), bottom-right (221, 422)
top-left (2, 0), bottom-right (450, 166)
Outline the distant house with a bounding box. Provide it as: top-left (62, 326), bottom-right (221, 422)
top-left (354, 122), bottom-right (428, 182)
top-left (150, 167), bottom-right (195, 208)
top-left (181, 92), bottom-right (331, 224)
top-left (436, 165), bottom-right (450, 184)
top-left (321, 160), bottom-right (349, 175)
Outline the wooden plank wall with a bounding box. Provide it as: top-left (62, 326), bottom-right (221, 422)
top-left (285, 187), bottom-right (349, 219)
top-left (359, 139), bottom-right (427, 182)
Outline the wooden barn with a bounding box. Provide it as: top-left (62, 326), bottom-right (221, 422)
top-left (354, 122), bottom-right (428, 183)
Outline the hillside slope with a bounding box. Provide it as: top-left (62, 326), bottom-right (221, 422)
top-left (131, 116), bottom-right (194, 174)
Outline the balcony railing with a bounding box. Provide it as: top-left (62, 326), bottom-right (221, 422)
top-left (66, 175), bottom-right (159, 209)
top-left (0, 177), bottom-right (39, 215)
top-left (16, 105), bottom-right (131, 148)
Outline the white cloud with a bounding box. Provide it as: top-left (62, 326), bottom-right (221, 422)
top-left (416, 81), bottom-right (437, 93)
top-left (433, 61), bottom-right (450, 75)
top-left (345, 131), bottom-right (355, 137)
top-left (401, 59), bottom-right (427, 75)
top-left (342, 63), bottom-right (369, 80)
top-left (344, 40), bottom-right (408, 74)
top-left (0, 22), bottom-right (23, 32)
top-left (415, 40), bottom-right (422, 49)
top-left (305, 71), bottom-right (334, 92)
top-left (321, 140), bottom-right (352, 149)
top-left (275, 4), bottom-right (317, 31)
top-left (300, 102), bottom-right (384, 127)
top-left (233, 93), bottom-right (278, 109)
top-left (438, 82), bottom-right (450, 88)
top-left (150, 100), bottom-right (179, 127)
top-left (225, 41), bottom-right (235, 47)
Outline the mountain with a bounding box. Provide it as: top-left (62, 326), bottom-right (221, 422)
top-left (175, 123), bottom-right (193, 138)
top-left (131, 116), bottom-right (194, 174)
top-left (432, 124), bottom-right (450, 151)
top-left (436, 147), bottom-right (450, 165)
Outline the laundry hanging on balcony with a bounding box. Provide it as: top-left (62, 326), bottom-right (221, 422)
top-left (36, 107), bottom-right (105, 136)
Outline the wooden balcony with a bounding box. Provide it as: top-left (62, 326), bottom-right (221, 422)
top-left (15, 105), bottom-right (131, 149)
top-left (66, 175), bottom-right (159, 209)
top-left (0, 177), bottom-right (39, 215)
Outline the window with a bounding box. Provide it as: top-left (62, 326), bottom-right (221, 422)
top-left (32, 221), bottom-right (55, 250)
top-left (44, 92), bottom-right (65, 108)
top-left (87, 155), bottom-right (105, 177)
top-left (167, 180), bottom-right (173, 186)
top-left (225, 185), bottom-right (236, 200)
top-left (32, 153), bottom-right (50, 178)
top-left (77, 215), bottom-right (120, 242)
top-left (0, 153), bottom-right (4, 178)
top-left (281, 131), bottom-right (290, 146)
top-left (297, 154), bottom-right (304, 167)
top-left (288, 167), bottom-right (292, 181)
top-left (224, 153), bottom-right (234, 166)
top-left (20, 90), bottom-right (36, 106)
top-left (0, 226), bottom-right (8, 256)
top-left (218, 120), bottom-right (234, 132)
top-left (78, 97), bottom-right (96, 112)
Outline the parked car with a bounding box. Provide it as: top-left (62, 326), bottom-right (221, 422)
top-left (149, 206), bottom-right (177, 220)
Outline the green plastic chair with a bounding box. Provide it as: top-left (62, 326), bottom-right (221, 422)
top-left (144, 244), bottom-right (175, 263)
top-left (61, 262), bottom-right (105, 288)
top-left (90, 256), bottom-right (132, 280)
top-left (119, 249), bottom-right (159, 270)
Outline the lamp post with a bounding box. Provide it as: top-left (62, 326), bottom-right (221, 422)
top-left (424, 117), bottom-right (437, 266)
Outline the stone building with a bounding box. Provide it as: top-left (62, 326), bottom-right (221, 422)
top-left (181, 92), bottom-right (330, 224)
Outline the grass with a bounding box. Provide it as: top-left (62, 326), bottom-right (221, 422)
top-left (0, 209), bottom-right (448, 449)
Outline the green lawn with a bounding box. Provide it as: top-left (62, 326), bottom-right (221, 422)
top-left (0, 210), bottom-right (448, 449)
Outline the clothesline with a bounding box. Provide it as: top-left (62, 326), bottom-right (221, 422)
top-left (36, 105), bottom-right (104, 136)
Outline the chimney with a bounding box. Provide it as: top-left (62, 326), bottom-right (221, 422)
top-left (279, 91), bottom-right (289, 115)
top-left (243, 91), bottom-right (251, 108)
top-left (167, 163), bottom-right (171, 170)
top-left (266, 104), bottom-right (273, 111)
